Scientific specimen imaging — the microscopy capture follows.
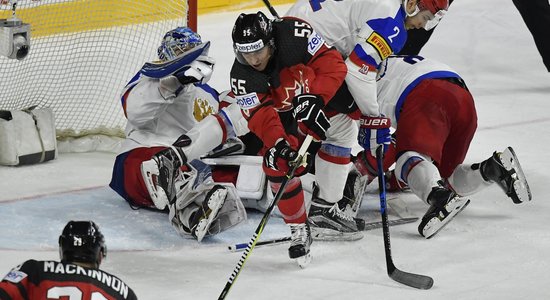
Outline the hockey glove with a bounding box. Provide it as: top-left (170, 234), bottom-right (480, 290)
top-left (358, 115), bottom-right (391, 156)
top-left (292, 94), bottom-right (330, 141)
top-left (263, 140), bottom-right (310, 177)
top-left (174, 55), bottom-right (215, 85)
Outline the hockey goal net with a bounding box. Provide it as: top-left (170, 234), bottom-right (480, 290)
top-left (0, 0), bottom-right (197, 149)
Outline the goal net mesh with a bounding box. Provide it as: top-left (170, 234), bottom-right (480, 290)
top-left (0, 0), bottom-right (193, 139)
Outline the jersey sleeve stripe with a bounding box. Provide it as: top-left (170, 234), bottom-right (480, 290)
top-left (349, 48), bottom-right (378, 70)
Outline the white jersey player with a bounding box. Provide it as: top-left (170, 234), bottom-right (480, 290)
top-left (286, 0), bottom-right (450, 156)
top-left (356, 55), bottom-right (532, 238)
top-left (376, 54), bottom-right (461, 125)
top-left (110, 27), bottom-right (249, 242)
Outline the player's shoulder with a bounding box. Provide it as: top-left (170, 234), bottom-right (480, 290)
top-left (363, 0), bottom-right (402, 15)
top-left (192, 82), bottom-right (220, 101)
top-left (274, 17), bottom-right (322, 66)
top-left (274, 17), bottom-right (312, 49)
top-left (15, 259), bottom-right (45, 272)
top-left (230, 61), bottom-right (270, 95)
top-left (1, 259), bottom-right (43, 284)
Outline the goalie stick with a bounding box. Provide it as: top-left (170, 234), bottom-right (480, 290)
top-left (227, 217), bottom-right (419, 252)
top-left (218, 135), bottom-right (314, 300)
top-left (376, 146), bottom-right (434, 289)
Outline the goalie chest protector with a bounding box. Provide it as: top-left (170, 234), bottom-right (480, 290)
top-left (0, 107), bottom-right (57, 166)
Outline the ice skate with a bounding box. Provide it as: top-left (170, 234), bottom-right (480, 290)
top-left (141, 146), bottom-right (187, 209)
top-left (309, 187), bottom-right (363, 241)
top-left (288, 222), bottom-right (312, 268)
top-left (418, 183), bottom-right (470, 239)
top-left (481, 147), bottom-right (532, 204)
top-left (191, 185), bottom-right (228, 242)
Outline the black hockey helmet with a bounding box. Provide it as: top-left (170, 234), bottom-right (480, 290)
top-left (231, 11), bottom-right (274, 64)
top-left (59, 221), bottom-right (106, 268)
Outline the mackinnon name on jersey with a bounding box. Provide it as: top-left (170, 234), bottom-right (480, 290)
top-left (44, 262), bottom-right (130, 298)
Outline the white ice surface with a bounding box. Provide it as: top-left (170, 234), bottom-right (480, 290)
top-left (1, 1), bottom-right (550, 299)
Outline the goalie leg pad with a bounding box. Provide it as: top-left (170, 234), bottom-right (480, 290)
top-left (338, 168), bottom-right (368, 218)
top-left (235, 163), bottom-right (266, 200)
top-left (111, 146), bottom-right (168, 208)
top-left (205, 183), bottom-right (247, 236)
top-left (191, 185), bottom-right (229, 242)
top-left (168, 182), bottom-right (246, 239)
top-left (141, 146), bottom-right (188, 210)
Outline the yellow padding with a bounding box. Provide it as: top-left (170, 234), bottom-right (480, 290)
top-left (0, 0), bottom-right (186, 37)
top-left (0, 0), bottom-right (295, 37)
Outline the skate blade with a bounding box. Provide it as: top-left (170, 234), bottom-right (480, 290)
top-left (296, 253), bottom-right (312, 268)
top-left (422, 198), bottom-right (470, 239)
top-left (310, 227), bottom-right (364, 241)
top-left (195, 188), bottom-right (228, 242)
top-left (500, 147), bottom-right (532, 203)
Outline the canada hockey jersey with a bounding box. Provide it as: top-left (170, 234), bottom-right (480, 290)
top-left (0, 260), bottom-right (137, 300)
top-left (230, 17), bottom-right (347, 148)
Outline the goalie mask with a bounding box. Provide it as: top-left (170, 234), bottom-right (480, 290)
top-left (231, 11), bottom-right (275, 66)
top-left (59, 221), bottom-right (106, 268)
top-left (158, 27), bottom-right (203, 61)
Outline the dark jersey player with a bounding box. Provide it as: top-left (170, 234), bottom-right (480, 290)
top-left (229, 11), bottom-right (366, 266)
top-left (0, 221), bottom-right (137, 300)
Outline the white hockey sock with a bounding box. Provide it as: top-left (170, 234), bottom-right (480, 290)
top-left (396, 151), bottom-right (441, 203)
top-left (314, 155), bottom-right (350, 203)
top-left (447, 164), bottom-right (491, 196)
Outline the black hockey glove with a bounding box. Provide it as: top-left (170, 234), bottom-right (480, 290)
top-left (292, 94), bottom-right (330, 140)
top-left (263, 140), bottom-right (311, 177)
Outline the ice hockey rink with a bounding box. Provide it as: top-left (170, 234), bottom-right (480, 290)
top-left (1, 0), bottom-right (550, 299)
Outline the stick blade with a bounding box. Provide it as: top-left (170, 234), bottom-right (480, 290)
top-left (389, 269), bottom-right (434, 290)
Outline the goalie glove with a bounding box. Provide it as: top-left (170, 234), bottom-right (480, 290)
top-left (174, 55), bottom-right (215, 85)
top-left (292, 94), bottom-right (330, 140)
top-left (358, 115), bottom-right (391, 156)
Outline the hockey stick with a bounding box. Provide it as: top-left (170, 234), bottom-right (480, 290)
top-left (228, 217), bottom-right (419, 252)
top-left (228, 236), bottom-right (291, 252)
top-left (376, 146), bottom-right (434, 289)
top-left (218, 135), bottom-right (314, 300)
top-left (262, 0), bottom-right (281, 18)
